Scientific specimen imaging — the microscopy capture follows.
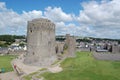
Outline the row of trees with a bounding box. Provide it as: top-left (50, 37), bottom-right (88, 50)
top-left (56, 36), bottom-right (120, 43)
top-left (0, 35), bottom-right (25, 47)
top-left (0, 35), bottom-right (25, 42)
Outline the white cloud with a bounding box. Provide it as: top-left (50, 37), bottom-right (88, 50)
top-left (22, 10), bottom-right (42, 20)
top-left (77, 0), bottom-right (120, 38)
top-left (0, 2), bottom-right (43, 34)
top-left (0, 2), bottom-right (6, 10)
top-left (55, 22), bottom-right (92, 37)
top-left (44, 7), bottom-right (73, 22)
top-left (0, 3), bottom-right (75, 35)
top-left (0, 0), bottom-right (120, 39)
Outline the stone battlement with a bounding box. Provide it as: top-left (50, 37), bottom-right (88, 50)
top-left (32, 18), bottom-right (51, 22)
top-left (28, 18), bottom-right (55, 31)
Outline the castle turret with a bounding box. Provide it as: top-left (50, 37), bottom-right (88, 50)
top-left (24, 18), bottom-right (57, 67)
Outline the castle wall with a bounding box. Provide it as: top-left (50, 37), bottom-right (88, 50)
top-left (64, 34), bottom-right (76, 57)
top-left (112, 45), bottom-right (120, 53)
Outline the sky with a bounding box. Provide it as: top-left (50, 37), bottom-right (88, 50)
top-left (0, 0), bottom-right (120, 39)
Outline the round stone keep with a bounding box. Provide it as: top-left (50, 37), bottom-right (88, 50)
top-left (24, 18), bottom-right (57, 67)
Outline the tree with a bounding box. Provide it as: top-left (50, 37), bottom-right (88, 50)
top-left (19, 43), bottom-right (25, 47)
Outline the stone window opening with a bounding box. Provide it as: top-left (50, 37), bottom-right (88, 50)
top-left (30, 30), bottom-right (32, 33)
top-left (30, 27), bottom-right (32, 33)
top-left (33, 52), bottom-right (35, 55)
top-left (55, 46), bottom-right (58, 54)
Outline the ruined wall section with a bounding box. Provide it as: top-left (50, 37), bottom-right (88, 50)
top-left (112, 45), bottom-right (120, 54)
top-left (64, 34), bottom-right (76, 57)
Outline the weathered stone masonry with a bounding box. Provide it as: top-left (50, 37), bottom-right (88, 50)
top-left (24, 18), bottom-right (57, 67)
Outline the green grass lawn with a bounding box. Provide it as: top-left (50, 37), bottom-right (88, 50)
top-left (38, 51), bottom-right (120, 80)
top-left (0, 55), bottom-right (17, 72)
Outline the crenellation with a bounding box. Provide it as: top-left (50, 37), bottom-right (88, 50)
top-left (28, 22), bottom-right (55, 32)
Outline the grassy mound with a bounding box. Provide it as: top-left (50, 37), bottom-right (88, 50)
top-left (0, 55), bottom-right (16, 72)
top-left (39, 51), bottom-right (120, 80)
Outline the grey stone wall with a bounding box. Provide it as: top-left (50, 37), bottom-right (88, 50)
top-left (64, 34), bottom-right (76, 57)
top-left (24, 18), bottom-right (57, 66)
top-left (112, 45), bottom-right (120, 53)
top-left (55, 41), bottom-right (64, 54)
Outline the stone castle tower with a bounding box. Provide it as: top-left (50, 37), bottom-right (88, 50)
top-left (65, 34), bottom-right (76, 57)
top-left (24, 18), bottom-right (57, 66)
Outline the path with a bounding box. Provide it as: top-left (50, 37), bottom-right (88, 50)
top-left (12, 55), bottom-right (41, 75)
top-left (31, 60), bottom-right (63, 80)
top-left (0, 54), bottom-right (63, 80)
top-left (0, 71), bottom-right (20, 80)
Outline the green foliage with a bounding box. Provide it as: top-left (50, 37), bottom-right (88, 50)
top-left (0, 41), bottom-right (12, 47)
top-left (19, 43), bottom-right (25, 47)
top-left (0, 35), bottom-right (25, 42)
top-left (0, 43), bottom-right (7, 47)
top-left (40, 52), bottom-right (120, 80)
top-left (39, 68), bottom-right (47, 71)
top-left (0, 55), bottom-right (17, 72)
top-left (76, 37), bottom-right (120, 43)
top-left (0, 35), bottom-right (15, 42)
top-left (56, 37), bottom-right (65, 42)
top-left (118, 40), bottom-right (120, 44)
top-left (76, 39), bottom-right (91, 43)
top-left (0, 35), bottom-right (26, 47)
